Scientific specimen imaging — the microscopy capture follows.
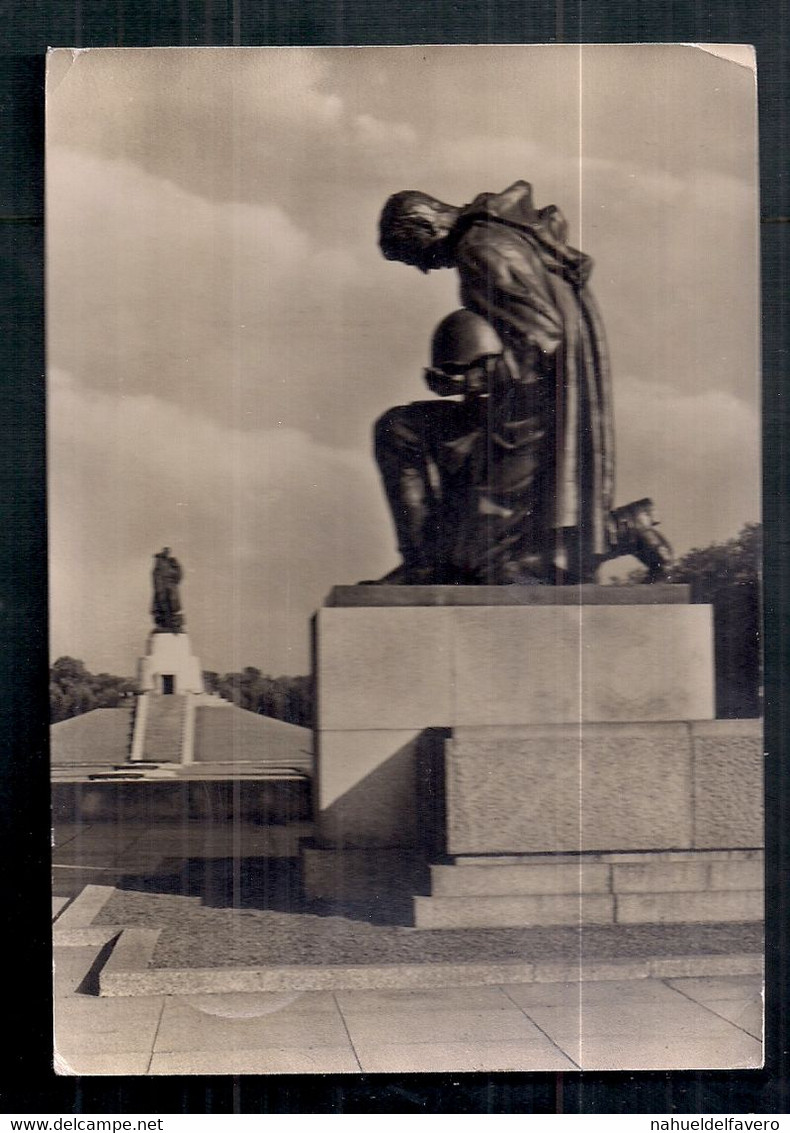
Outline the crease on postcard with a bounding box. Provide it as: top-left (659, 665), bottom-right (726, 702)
top-left (46, 47), bottom-right (91, 98)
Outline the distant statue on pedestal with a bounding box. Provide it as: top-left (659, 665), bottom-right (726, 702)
top-left (372, 181), bottom-right (673, 585)
top-left (151, 547), bottom-right (184, 632)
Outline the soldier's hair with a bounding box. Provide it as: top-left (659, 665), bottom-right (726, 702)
top-left (379, 191), bottom-right (448, 262)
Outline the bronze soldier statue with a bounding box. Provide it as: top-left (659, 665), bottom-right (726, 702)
top-left (151, 547), bottom-right (184, 631)
top-left (374, 181), bottom-right (672, 584)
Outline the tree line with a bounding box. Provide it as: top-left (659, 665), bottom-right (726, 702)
top-left (49, 656), bottom-right (137, 723)
top-left (672, 522), bottom-right (761, 718)
top-left (49, 656), bottom-right (314, 728)
top-left (202, 669), bottom-right (313, 729)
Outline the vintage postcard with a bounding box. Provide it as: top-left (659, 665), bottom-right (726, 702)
top-left (47, 45), bottom-right (762, 1075)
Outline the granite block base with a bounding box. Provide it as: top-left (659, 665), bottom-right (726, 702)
top-left (446, 720), bottom-right (762, 855)
top-left (316, 596), bottom-right (714, 732)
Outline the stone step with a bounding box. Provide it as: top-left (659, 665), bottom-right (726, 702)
top-left (429, 854), bottom-right (765, 898)
top-left (414, 892), bottom-right (615, 929)
top-left (615, 890), bottom-right (764, 925)
top-left (430, 861), bottom-right (611, 896)
top-left (143, 695), bottom-right (186, 762)
top-left (413, 888), bottom-right (764, 930)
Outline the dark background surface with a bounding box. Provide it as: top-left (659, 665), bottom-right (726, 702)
top-left (0, 0), bottom-right (787, 1115)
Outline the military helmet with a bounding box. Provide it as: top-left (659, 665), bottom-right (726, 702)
top-left (430, 309), bottom-right (503, 371)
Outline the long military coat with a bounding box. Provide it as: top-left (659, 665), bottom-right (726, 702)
top-left (453, 180), bottom-right (615, 562)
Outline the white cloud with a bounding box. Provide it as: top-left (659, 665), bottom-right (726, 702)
top-left (351, 112), bottom-right (417, 147)
top-left (614, 377), bottom-right (760, 556)
top-left (48, 369), bottom-right (395, 675)
top-left (47, 146), bottom-right (397, 444)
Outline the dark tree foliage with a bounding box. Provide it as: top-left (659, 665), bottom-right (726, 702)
top-left (49, 656), bottom-right (137, 723)
top-left (672, 523), bottom-right (762, 719)
top-left (610, 523), bottom-right (761, 718)
top-left (49, 655), bottom-right (314, 727)
top-left (206, 668), bottom-right (314, 728)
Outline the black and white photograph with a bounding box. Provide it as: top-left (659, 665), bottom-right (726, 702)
top-left (47, 44), bottom-right (763, 1076)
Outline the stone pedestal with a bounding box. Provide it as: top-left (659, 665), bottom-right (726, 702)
top-left (130, 634), bottom-right (205, 764)
top-left (306, 585), bottom-right (762, 928)
top-left (313, 585), bottom-right (713, 850)
top-left (138, 632), bottom-right (204, 695)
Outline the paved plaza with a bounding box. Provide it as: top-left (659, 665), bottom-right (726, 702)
top-left (54, 931), bottom-right (762, 1075)
top-left (51, 811), bottom-right (763, 1076)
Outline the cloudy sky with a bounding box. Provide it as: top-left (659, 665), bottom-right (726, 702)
top-left (46, 45), bottom-right (759, 677)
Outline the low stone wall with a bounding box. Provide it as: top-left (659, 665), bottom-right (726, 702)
top-left (52, 776), bottom-right (311, 825)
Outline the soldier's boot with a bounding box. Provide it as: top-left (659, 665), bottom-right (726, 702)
top-left (359, 455), bottom-right (449, 584)
top-left (359, 560), bottom-right (437, 586)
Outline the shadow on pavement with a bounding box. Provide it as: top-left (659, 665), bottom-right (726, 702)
top-left (114, 856), bottom-right (424, 926)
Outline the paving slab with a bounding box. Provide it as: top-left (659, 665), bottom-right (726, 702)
top-left (52, 938), bottom-right (765, 1076)
top-left (667, 975), bottom-right (763, 999)
top-left (178, 991), bottom-right (340, 1018)
top-left (55, 1051), bottom-right (153, 1076)
top-left (352, 1038), bottom-right (579, 1073)
top-left (53, 945), bottom-right (105, 997)
top-left (53, 845), bottom-right (131, 866)
top-left (650, 953), bottom-right (763, 978)
top-left (549, 1030), bottom-right (763, 1071)
top-left (53, 885), bottom-right (116, 930)
top-left (52, 896), bottom-right (70, 920)
top-left (502, 978), bottom-right (688, 1008)
top-left (519, 998), bottom-right (749, 1040)
top-left (53, 826), bottom-right (144, 850)
top-left (148, 1045), bottom-right (361, 1075)
top-left (333, 985), bottom-right (514, 1012)
top-left (52, 887), bottom-right (127, 946)
top-left (53, 923), bottom-right (124, 949)
top-left (340, 1005), bottom-right (546, 1047)
top-left (533, 959), bottom-right (651, 983)
top-left (54, 995), bottom-right (165, 1056)
top-left (153, 998), bottom-right (350, 1053)
top-left (700, 999), bottom-right (763, 1039)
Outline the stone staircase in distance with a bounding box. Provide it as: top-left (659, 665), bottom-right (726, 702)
top-left (142, 694), bottom-right (186, 763)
